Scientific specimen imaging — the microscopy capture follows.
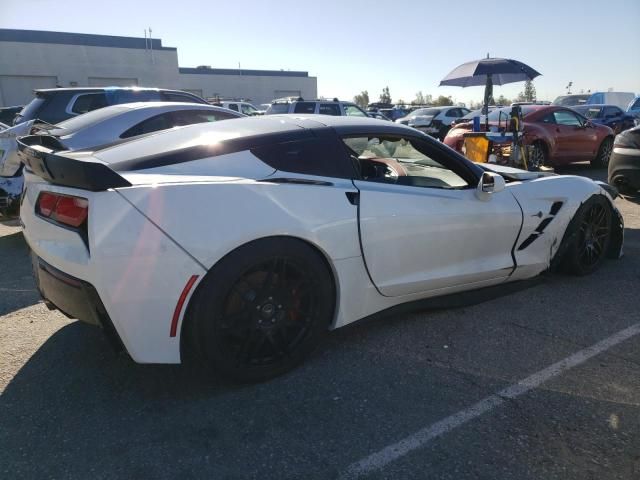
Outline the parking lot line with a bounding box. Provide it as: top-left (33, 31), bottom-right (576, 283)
top-left (340, 322), bottom-right (640, 479)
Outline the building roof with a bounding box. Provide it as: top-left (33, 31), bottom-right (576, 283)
top-left (179, 67), bottom-right (309, 78)
top-left (0, 29), bottom-right (177, 51)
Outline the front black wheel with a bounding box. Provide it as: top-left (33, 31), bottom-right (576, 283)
top-left (591, 137), bottom-right (613, 168)
top-left (561, 196), bottom-right (612, 276)
top-left (184, 237), bottom-right (335, 382)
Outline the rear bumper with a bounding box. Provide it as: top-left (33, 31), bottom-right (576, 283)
top-left (608, 147), bottom-right (640, 190)
top-left (0, 175), bottom-right (23, 218)
top-left (32, 254), bottom-right (123, 349)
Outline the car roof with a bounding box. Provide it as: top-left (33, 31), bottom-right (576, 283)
top-left (33, 87), bottom-right (187, 94)
top-left (88, 114), bottom-right (417, 167)
top-left (573, 104), bottom-right (619, 108)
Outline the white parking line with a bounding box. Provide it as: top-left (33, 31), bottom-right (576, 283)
top-left (340, 322), bottom-right (640, 479)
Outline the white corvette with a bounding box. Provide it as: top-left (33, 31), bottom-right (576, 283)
top-left (18, 115), bottom-right (623, 381)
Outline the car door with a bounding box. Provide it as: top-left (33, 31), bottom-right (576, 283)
top-left (603, 106), bottom-right (623, 133)
top-left (344, 133), bottom-right (522, 297)
top-left (552, 109), bottom-right (593, 160)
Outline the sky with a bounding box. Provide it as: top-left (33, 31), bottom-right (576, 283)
top-left (2, 0), bottom-right (640, 105)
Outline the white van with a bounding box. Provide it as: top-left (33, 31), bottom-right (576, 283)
top-left (586, 92), bottom-right (635, 110)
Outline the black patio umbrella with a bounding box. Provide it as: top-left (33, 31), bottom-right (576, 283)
top-left (440, 56), bottom-right (541, 127)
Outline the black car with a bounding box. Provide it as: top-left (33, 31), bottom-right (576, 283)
top-left (13, 87), bottom-right (208, 125)
top-left (608, 125), bottom-right (640, 195)
top-left (572, 104), bottom-right (636, 135)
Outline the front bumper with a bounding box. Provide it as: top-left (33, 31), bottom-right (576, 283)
top-left (32, 254), bottom-right (123, 350)
top-left (0, 174), bottom-right (23, 218)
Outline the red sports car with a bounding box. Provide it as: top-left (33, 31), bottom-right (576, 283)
top-left (443, 105), bottom-right (614, 168)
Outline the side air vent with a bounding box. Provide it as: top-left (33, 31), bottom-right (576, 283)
top-left (518, 201), bottom-right (564, 251)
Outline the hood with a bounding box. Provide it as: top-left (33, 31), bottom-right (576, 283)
top-left (0, 120), bottom-right (35, 176)
top-left (480, 163), bottom-right (555, 181)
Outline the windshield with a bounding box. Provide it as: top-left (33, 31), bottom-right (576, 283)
top-left (54, 105), bottom-right (131, 132)
top-left (411, 108), bottom-right (440, 116)
top-left (572, 106), bottom-right (601, 118)
top-left (267, 103), bottom-right (289, 114)
top-left (552, 95), bottom-right (590, 106)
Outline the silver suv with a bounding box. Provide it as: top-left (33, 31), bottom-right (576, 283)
top-left (265, 97), bottom-right (369, 117)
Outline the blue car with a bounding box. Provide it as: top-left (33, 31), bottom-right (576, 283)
top-left (572, 104), bottom-right (636, 134)
top-left (627, 96), bottom-right (640, 119)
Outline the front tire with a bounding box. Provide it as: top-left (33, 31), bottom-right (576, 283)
top-left (184, 237), bottom-right (335, 383)
top-left (591, 137), bottom-right (613, 168)
top-left (561, 196), bottom-right (612, 276)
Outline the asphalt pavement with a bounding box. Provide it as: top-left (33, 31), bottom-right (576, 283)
top-left (1, 164), bottom-right (639, 479)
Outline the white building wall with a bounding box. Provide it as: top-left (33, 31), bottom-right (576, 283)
top-left (178, 72), bottom-right (318, 106)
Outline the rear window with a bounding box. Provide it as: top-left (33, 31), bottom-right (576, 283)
top-left (71, 93), bottom-right (108, 114)
top-left (293, 102), bottom-right (316, 114)
top-left (56, 105), bottom-right (132, 132)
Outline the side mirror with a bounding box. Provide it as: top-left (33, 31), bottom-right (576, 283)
top-left (476, 172), bottom-right (506, 200)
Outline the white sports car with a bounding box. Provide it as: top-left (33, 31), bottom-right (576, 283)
top-left (18, 115), bottom-right (623, 382)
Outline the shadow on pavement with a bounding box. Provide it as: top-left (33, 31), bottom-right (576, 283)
top-left (0, 231), bottom-right (40, 315)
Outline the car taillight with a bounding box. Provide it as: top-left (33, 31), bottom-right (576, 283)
top-left (36, 192), bottom-right (88, 228)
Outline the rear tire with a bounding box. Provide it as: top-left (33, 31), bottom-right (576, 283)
top-left (591, 137), bottom-right (613, 168)
top-left (561, 196), bottom-right (612, 276)
top-left (528, 141), bottom-right (547, 170)
top-left (184, 237), bottom-right (335, 383)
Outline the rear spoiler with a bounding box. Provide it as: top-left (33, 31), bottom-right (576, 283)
top-left (17, 135), bottom-right (132, 191)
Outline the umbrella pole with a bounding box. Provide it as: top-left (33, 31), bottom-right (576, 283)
top-left (484, 74), bottom-right (492, 132)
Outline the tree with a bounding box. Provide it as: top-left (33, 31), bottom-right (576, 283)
top-left (353, 90), bottom-right (370, 108)
top-left (517, 80), bottom-right (536, 102)
top-left (495, 94), bottom-right (512, 106)
top-left (379, 86), bottom-right (392, 104)
top-left (433, 95), bottom-right (453, 106)
top-left (396, 98), bottom-right (406, 106)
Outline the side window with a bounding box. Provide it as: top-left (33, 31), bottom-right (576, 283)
top-left (70, 93), bottom-right (108, 114)
top-left (541, 113), bottom-right (556, 124)
top-left (170, 109), bottom-right (237, 126)
top-left (227, 103), bottom-right (239, 112)
top-left (342, 136), bottom-right (470, 189)
top-left (553, 110), bottom-right (582, 126)
top-left (293, 102), bottom-right (317, 114)
top-left (319, 103), bottom-right (341, 116)
top-left (240, 104), bottom-right (258, 116)
top-left (162, 92), bottom-right (200, 103)
top-left (251, 137), bottom-right (354, 179)
top-left (604, 107), bottom-right (621, 118)
top-left (446, 109), bottom-right (459, 117)
top-left (120, 113), bottom-right (174, 138)
top-left (343, 104), bottom-right (368, 117)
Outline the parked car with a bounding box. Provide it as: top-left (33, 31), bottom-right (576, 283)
top-left (452, 107), bottom-right (499, 126)
top-left (608, 125), bottom-right (640, 194)
top-left (366, 111), bottom-right (392, 121)
top-left (0, 105), bottom-right (23, 125)
top-left (627, 95), bottom-right (640, 119)
top-left (12, 87), bottom-right (208, 126)
top-left (0, 102), bottom-right (241, 218)
top-left (18, 114), bottom-right (622, 382)
top-left (552, 94), bottom-right (590, 106)
top-left (571, 104), bottom-right (636, 134)
top-left (395, 107), bottom-right (471, 140)
top-left (212, 101), bottom-right (262, 116)
top-left (444, 106), bottom-right (614, 168)
top-left (586, 92), bottom-right (635, 110)
top-left (265, 97), bottom-right (369, 117)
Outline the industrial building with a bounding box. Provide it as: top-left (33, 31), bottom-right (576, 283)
top-left (0, 29), bottom-right (317, 107)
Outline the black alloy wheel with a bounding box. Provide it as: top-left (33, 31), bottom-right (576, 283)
top-left (561, 196), bottom-right (612, 275)
top-left (592, 137), bottom-right (613, 168)
top-left (528, 142), bottom-right (547, 170)
top-left (185, 238), bottom-right (334, 382)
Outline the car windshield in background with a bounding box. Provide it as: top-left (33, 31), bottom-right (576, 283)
top-left (573, 106), bottom-right (600, 119)
top-left (486, 106), bottom-right (535, 121)
top-left (268, 104), bottom-right (289, 114)
top-left (552, 95), bottom-right (590, 106)
top-left (53, 105), bottom-right (132, 132)
top-left (411, 108), bottom-right (441, 116)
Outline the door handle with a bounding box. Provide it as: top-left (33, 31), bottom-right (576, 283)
top-left (345, 191), bottom-right (359, 206)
